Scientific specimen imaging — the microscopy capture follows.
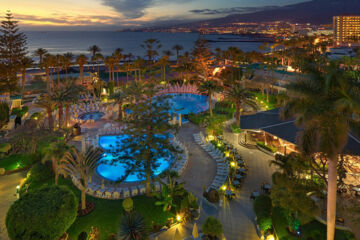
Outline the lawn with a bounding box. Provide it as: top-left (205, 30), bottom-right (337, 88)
top-left (272, 207), bottom-right (355, 240)
top-left (0, 154), bottom-right (35, 170)
top-left (20, 165), bottom-right (173, 240)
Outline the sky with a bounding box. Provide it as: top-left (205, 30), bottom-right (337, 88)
top-left (1, 0), bottom-right (309, 30)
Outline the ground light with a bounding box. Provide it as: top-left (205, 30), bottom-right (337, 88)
top-left (266, 235), bottom-right (275, 240)
top-left (230, 161), bottom-right (236, 167)
top-left (176, 214), bottom-right (182, 222)
top-left (221, 185), bottom-right (227, 191)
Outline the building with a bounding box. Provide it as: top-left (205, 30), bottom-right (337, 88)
top-left (333, 15), bottom-right (360, 46)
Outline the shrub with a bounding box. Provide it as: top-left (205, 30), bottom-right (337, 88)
top-left (11, 106), bottom-right (28, 117)
top-left (254, 194), bottom-right (273, 231)
top-left (202, 217), bottom-right (223, 239)
top-left (230, 123), bottom-right (241, 134)
top-left (6, 185), bottom-right (77, 240)
top-left (205, 189), bottom-right (219, 203)
top-left (20, 161), bottom-right (54, 195)
top-left (122, 197), bottom-right (134, 213)
top-left (256, 141), bottom-right (277, 153)
top-left (107, 233), bottom-right (117, 240)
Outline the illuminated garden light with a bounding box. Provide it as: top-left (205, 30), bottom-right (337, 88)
top-left (230, 161), bottom-right (236, 167)
top-left (176, 214), bottom-right (182, 221)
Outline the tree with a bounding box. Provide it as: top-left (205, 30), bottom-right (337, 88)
top-left (109, 88), bottom-right (128, 121)
top-left (6, 185), bottom-right (77, 240)
top-left (141, 38), bottom-right (162, 62)
top-left (281, 62), bottom-right (360, 240)
top-left (62, 52), bottom-right (73, 81)
top-left (60, 146), bottom-right (103, 210)
top-left (155, 175), bottom-right (186, 212)
top-left (191, 38), bottom-right (212, 81)
top-left (172, 44), bottom-right (183, 65)
top-left (0, 102), bottom-right (9, 128)
top-left (104, 56), bottom-right (116, 84)
top-left (224, 83), bottom-right (256, 127)
top-left (19, 56), bottom-right (33, 93)
top-left (118, 212), bottom-right (147, 240)
top-left (34, 94), bottom-right (55, 130)
top-left (88, 45), bottom-right (101, 71)
top-left (0, 11), bottom-right (27, 93)
top-left (253, 195), bottom-right (273, 232)
top-left (202, 217), bottom-right (223, 240)
top-left (76, 54), bottom-right (88, 84)
top-left (42, 140), bottom-right (70, 185)
top-left (113, 81), bottom-right (178, 196)
top-left (199, 80), bottom-right (222, 117)
top-left (33, 48), bottom-right (47, 69)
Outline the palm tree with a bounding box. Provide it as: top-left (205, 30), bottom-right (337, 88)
top-left (199, 80), bottom-right (222, 116)
top-left (62, 52), bottom-right (74, 81)
top-left (33, 48), bottom-right (47, 69)
top-left (93, 53), bottom-right (103, 74)
top-left (34, 94), bottom-right (55, 130)
top-left (60, 146), bottom-right (103, 210)
top-left (172, 44), bottom-right (183, 65)
top-left (118, 213), bottom-right (147, 240)
top-left (141, 38), bottom-right (162, 62)
top-left (76, 54), bottom-right (88, 84)
top-left (88, 45), bottom-right (101, 71)
top-left (109, 88), bottom-right (128, 121)
top-left (42, 54), bottom-right (54, 92)
top-left (104, 56), bottom-right (116, 84)
top-left (113, 48), bottom-right (124, 86)
top-left (19, 56), bottom-right (33, 93)
top-left (63, 80), bottom-right (84, 127)
top-left (224, 84), bottom-right (257, 127)
top-left (51, 86), bottom-right (69, 128)
top-left (157, 56), bottom-right (170, 82)
top-left (43, 140), bottom-right (70, 185)
top-left (281, 63), bottom-right (360, 240)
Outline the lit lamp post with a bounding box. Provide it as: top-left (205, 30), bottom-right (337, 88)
top-left (284, 143), bottom-right (287, 156)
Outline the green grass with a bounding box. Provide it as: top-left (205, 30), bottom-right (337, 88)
top-left (21, 171), bottom-right (173, 240)
top-left (272, 207), bottom-right (355, 240)
top-left (0, 154), bottom-right (34, 170)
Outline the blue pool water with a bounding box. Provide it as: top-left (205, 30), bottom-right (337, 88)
top-left (97, 135), bottom-right (173, 182)
top-left (165, 93), bottom-right (209, 115)
top-left (79, 111), bottom-right (104, 121)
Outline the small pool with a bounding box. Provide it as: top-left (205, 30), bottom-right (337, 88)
top-left (97, 135), bottom-right (173, 182)
top-left (79, 111), bottom-right (104, 121)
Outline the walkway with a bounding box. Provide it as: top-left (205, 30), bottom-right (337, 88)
top-left (157, 123), bottom-right (277, 240)
top-left (0, 172), bottom-right (26, 240)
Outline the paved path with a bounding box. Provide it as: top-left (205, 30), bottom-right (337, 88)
top-left (0, 172), bottom-right (26, 240)
top-left (157, 123), bottom-right (277, 240)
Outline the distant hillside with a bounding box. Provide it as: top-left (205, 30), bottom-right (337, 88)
top-left (194, 0), bottom-right (360, 25)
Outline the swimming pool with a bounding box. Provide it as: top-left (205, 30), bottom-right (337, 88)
top-left (79, 111), bottom-right (105, 121)
top-left (160, 93), bottom-right (209, 122)
top-left (97, 135), bottom-right (173, 182)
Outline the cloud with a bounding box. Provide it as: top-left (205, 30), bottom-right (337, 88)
top-left (189, 6), bottom-right (278, 15)
top-left (102, 0), bottom-right (193, 19)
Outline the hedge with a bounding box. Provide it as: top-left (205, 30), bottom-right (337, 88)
top-left (6, 185), bottom-right (77, 240)
top-left (257, 141), bottom-right (277, 153)
top-left (254, 194), bottom-right (273, 231)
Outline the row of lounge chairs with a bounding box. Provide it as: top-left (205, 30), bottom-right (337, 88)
top-left (170, 137), bottom-right (189, 175)
top-left (72, 176), bottom-right (161, 200)
top-left (193, 132), bottom-right (229, 191)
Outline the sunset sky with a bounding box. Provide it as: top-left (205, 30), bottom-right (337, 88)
top-left (1, 0), bottom-right (308, 30)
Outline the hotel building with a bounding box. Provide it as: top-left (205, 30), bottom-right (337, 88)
top-left (333, 15), bottom-right (360, 45)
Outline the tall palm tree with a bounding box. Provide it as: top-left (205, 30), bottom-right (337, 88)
top-left (60, 146), bottom-right (103, 210)
top-left (42, 54), bottom-right (54, 92)
top-left (199, 80), bottom-right (222, 117)
top-left (104, 56), bottom-right (116, 84)
top-left (172, 44), bottom-right (183, 65)
top-left (113, 49), bottom-right (124, 86)
top-left (109, 88), bottom-right (128, 121)
top-left (76, 54), bottom-right (88, 84)
top-left (51, 87), bottom-right (69, 128)
top-left (141, 38), bottom-right (162, 62)
top-left (118, 213), bottom-right (147, 240)
top-left (19, 56), bottom-right (33, 93)
top-left (33, 48), bottom-right (47, 69)
top-left (281, 63), bottom-right (360, 240)
top-left (63, 80), bottom-right (84, 127)
top-left (34, 94), bottom-right (55, 130)
top-left (62, 52), bottom-right (74, 81)
top-left (43, 140), bottom-right (70, 185)
top-left (224, 84), bottom-right (257, 127)
top-left (93, 53), bottom-right (103, 74)
top-left (88, 45), bottom-right (101, 71)
top-left (157, 56), bottom-right (170, 83)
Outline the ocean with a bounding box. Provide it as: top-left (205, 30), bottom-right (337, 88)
top-left (25, 31), bottom-right (264, 60)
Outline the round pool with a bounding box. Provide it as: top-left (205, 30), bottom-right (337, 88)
top-left (97, 135), bottom-right (173, 182)
top-left (161, 93), bottom-right (209, 123)
top-left (78, 111), bottom-right (104, 121)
